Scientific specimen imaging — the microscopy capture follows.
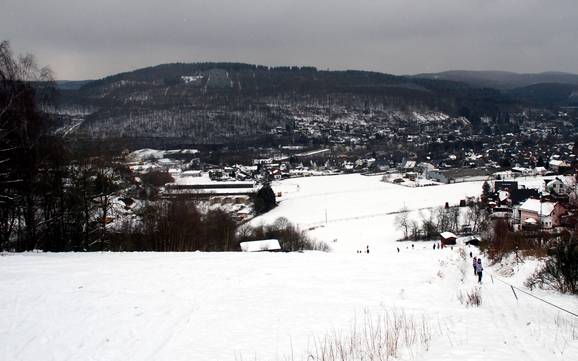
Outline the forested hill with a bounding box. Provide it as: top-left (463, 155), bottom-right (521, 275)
top-left (413, 70), bottom-right (578, 90)
top-left (507, 83), bottom-right (578, 108)
top-left (53, 62), bottom-right (515, 143)
top-left (413, 70), bottom-right (578, 108)
top-left (73, 62), bottom-right (507, 102)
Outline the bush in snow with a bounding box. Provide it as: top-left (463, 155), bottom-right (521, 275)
top-left (481, 219), bottom-right (549, 263)
top-left (526, 238), bottom-right (578, 295)
top-left (457, 288), bottom-right (482, 307)
top-left (302, 310), bottom-right (431, 361)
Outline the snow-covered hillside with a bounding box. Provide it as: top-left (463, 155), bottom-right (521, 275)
top-left (1, 174), bottom-right (576, 361)
top-left (1, 249), bottom-right (576, 361)
top-left (250, 174), bottom-right (545, 252)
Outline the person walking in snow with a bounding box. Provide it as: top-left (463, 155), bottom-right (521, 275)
top-left (472, 257), bottom-right (477, 275)
top-left (366, 245), bottom-right (369, 254)
top-left (476, 258), bottom-right (483, 283)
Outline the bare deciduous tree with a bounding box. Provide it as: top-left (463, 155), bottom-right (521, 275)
top-left (394, 206), bottom-right (410, 239)
top-left (465, 203), bottom-right (488, 233)
top-left (0, 40), bottom-right (54, 250)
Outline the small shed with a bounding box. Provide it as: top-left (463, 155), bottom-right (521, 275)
top-left (240, 239), bottom-right (281, 252)
top-left (440, 231), bottom-right (457, 245)
top-left (461, 235), bottom-right (481, 246)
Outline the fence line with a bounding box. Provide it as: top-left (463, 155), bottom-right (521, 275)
top-left (490, 273), bottom-right (578, 318)
top-left (305, 205), bottom-right (461, 228)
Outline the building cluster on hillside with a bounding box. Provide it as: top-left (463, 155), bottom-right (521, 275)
top-left (257, 106), bottom-right (578, 184)
top-left (123, 128), bottom-right (578, 195)
top-left (116, 106), bottom-right (578, 221)
top-left (483, 176), bottom-right (578, 232)
top-left (275, 106), bottom-right (474, 147)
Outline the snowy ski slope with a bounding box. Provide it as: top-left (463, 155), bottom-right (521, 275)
top-left (1, 174), bottom-right (576, 361)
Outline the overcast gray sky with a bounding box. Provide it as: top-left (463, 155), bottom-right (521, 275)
top-left (2, 0), bottom-right (578, 80)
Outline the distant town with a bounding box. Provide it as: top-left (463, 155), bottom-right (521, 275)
top-left (120, 105), bottom-right (578, 227)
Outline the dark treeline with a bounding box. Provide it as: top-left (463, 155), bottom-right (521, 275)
top-left (0, 41), bottom-right (256, 253)
top-left (111, 200), bottom-right (238, 252)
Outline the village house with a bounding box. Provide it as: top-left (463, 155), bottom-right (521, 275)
top-left (425, 169), bottom-right (449, 184)
top-left (440, 231), bottom-right (457, 245)
top-left (163, 173), bottom-right (257, 200)
top-left (518, 198), bottom-right (566, 229)
top-left (548, 159), bottom-right (570, 173)
top-left (545, 177), bottom-right (573, 195)
top-left (400, 160), bottom-right (416, 171)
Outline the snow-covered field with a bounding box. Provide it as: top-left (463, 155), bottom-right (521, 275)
top-left (1, 174), bottom-right (576, 361)
top-left (251, 174), bottom-right (545, 253)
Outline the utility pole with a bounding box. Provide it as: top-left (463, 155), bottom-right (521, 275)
top-left (539, 196), bottom-right (543, 233)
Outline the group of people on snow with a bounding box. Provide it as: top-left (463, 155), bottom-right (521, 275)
top-left (473, 256), bottom-right (483, 283)
top-left (358, 242), bottom-right (485, 284)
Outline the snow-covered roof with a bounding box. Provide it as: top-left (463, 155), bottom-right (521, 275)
top-left (458, 235), bottom-right (481, 245)
top-left (128, 148), bottom-right (165, 161)
top-left (402, 160), bottom-right (416, 169)
top-left (181, 170), bottom-right (202, 177)
top-left (128, 148), bottom-right (199, 162)
top-left (440, 231), bottom-right (457, 239)
top-left (548, 176), bottom-right (573, 186)
top-left (417, 162), bottom-right (436, 171)
top-left (165, 149), bottom-right (199, 156)
top-left (519, 199), bottom-right (556, 216)
top-left (511, 167), bottom-right (532, 174)
top-left (157, 158), bottom-right (177, 164)
top-left (240, 239), bottom-right (281, 252)
top-left (498, 191), bottom-right (509, 202)
top-left (548, 159), bottom-right (569, 168)
top-left (173, 174), bottom-right (253, 187)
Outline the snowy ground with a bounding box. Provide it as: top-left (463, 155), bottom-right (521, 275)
top-left (1, 250), bottom-right (576, 361)
top-left (250, 173), bottom-right (546, 253)
top-left (1, 174), bottom-right (576, 361)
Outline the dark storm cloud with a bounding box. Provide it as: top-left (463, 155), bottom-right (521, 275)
top-left (2, 0), bottom-right (577, 79)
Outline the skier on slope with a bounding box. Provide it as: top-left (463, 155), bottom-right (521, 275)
top-left (472, 256), bottom-right (477, 275)
top-left (475, 258), bottom-right (483, 284)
